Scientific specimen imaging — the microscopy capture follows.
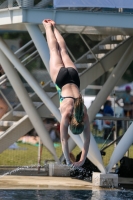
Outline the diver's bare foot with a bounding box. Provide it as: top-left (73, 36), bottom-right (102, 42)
top-left (42, 19), bottom-right (52, 29)
top-left (42, 19), bottom-right (55, 28)
top-left (48, 19), bottom-right (55, 26)
top-left (45, 19), bottom-right (55, 26)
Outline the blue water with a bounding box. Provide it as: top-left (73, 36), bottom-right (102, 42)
top-left (0, 190), bottom-right (133, 200)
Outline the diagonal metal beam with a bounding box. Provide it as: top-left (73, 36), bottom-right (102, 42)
top-left (79, 36), bottom-right (133, 91)
top-left (88, 37), bottom-right (133, 122)
top-left (0, 47), bottom-right (59, 162)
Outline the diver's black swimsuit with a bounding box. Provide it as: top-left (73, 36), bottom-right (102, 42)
top-left (56, 67), bottom-right (80, 89)
top-left (60, 95), bottom-right (79, 103)
top-left (55, 67), bottom-right (80, 103)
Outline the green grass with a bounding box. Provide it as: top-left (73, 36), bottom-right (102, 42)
top-left (0, 139), bottom-right (133, 168)
top-left (0, 142), bottom-right (80, 167)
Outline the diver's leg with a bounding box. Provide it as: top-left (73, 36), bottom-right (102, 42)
top-left (54, 27), bottom-right (77, 70)
top-left (48, 20), bottom-right (77, 70)
top-left (42, 19), bottom-right (64, 82)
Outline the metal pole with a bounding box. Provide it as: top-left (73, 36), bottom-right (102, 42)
top-left (0, 37), bottom-right (59, 120)
top-left (101, 135), bottom-right (123, 151)
top-left (21, 50), bottom-right (38, 63)
top-left (0, 74), bottom-right (7, 82)
top-left (14, 40), bottom-right (33, 55)
top-left (125, 120), bottom-right (129, 157)
top-left (38, 138), bottom-right (43, 173)
top-left (38, 137), bottom-right (41, 172)
top-left (35, 0), bottom-right (52, 7)
top-left (25, 24), bottom-right (50, 72)
top-left (79, 34), bottom-right (98, 62)
top-left (0, 49), bottom-right (59, 162)
top-left (0, 78), bottom-right (7, 86)
top-left (66, 46), bottom-right (76, 62)
top-left (8, 0), bottom-right (13, 8)
top-left (88, 38), bottom-right (133, 123)
top-left (24, 54), bottom-right (39, 66)
top-left (106, 120), bottom-right (133, 173)
top-left (114, 121), bottom-right (117, 149)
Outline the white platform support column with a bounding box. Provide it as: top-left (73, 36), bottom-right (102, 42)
top-left (88, 37), bottom-right (133, 123)
top-left (0, 37), bottom-right (60, 120)
top-left (92, 172), bottom-right (118, 187)
top-left (25, 24), bottom-right (50, 72)
top-left (0, 49), bottom-right (59, 163)
top-left (106, 122), bottom-right (133, 173)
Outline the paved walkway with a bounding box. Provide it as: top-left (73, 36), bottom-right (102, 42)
top-left (0, 176), bottom-right (132, 190)
top-left (0, 176), bottom-right (95, 190)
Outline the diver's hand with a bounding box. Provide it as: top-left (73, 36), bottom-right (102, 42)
top-left (72, 161), bottom-right (84, 168)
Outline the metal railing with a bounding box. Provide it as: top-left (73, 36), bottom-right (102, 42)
top-left (94, 116), bottom-right (132, 156)
top-left (0, 0), bottom-right (133, 14)
top-left (0, 0), bottom-right (52, 9)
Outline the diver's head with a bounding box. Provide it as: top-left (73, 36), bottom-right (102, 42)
top-left (125, 86), bottom-right (131, 93)
top-left (70, 95), bottom-right (84, 135)
top-left (70, 115), bottom-right (84, 135)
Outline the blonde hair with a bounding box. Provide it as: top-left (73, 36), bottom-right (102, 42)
top-left (70, 95), bottom-right (84, 135)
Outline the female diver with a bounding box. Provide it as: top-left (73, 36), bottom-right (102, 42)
top-left (42, 19), bottom-right (90, 167)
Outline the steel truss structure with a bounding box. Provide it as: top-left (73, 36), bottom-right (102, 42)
top-left (0, 0), bottom-right (133, 172)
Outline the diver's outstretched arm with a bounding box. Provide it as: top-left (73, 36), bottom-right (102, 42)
top-left (73, 107), bottom-right (90, 167)
top-left (60, 115), bottom-right (71, 165)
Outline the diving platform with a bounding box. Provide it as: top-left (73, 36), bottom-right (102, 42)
top-left (0, 2), bottom-right (133, 36)
top-left (0, 175), bottom-right (133, 190)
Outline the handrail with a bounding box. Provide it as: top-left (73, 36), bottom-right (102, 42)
top-left (0, 78), bottom-right (7, 86)
top-left (14, 40), bottom-right (33, 55)
top-left (0, 0), bottom-right (133, 14)
top-left (95, 116), bottom-right (131, 121)
top-left (101, 135), bottom-right (122, 151)
top-left (94, 115), bottom-right (131, 156)
top-left (0, 0), bottom-right (53, 9)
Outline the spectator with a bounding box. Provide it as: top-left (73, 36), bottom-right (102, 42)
top-left (103, 100), bottom-right (114, 140)
top-left (103, 100), bottom-right (114, 116)
top-left (94, 109), bottom-right (110, 133)
top-left (115, 86), bottom-right (133, 118)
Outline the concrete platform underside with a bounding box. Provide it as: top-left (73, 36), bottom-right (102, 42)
top-left (0, 176), bottom-right (133, 190)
